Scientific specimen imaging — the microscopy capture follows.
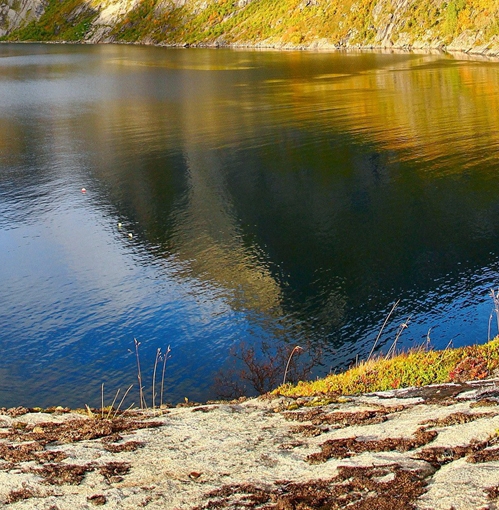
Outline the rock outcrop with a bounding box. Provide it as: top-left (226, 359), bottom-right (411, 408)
top-left (2, 0), bottom-right (499, 57)
top-left (0, 0), bottom-right (45, 38)
top-left (2, 380), bottom-right (499, 508)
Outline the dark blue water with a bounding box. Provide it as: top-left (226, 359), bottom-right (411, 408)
top-left (1, 44), bottom-right (499, 407)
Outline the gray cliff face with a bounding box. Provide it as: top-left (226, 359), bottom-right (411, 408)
top-left (84, 0), bottom-right (139, 44)
top-left (0, 0), bottom-right (46, 37)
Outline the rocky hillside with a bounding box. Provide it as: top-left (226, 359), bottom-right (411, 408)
top-left (1, 0), bottom-right (499, 55)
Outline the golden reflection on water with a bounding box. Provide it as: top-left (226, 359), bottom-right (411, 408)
top-left (108, 58), bottom-right (257, 71)
top-left (289, 56), bottom-right (499, 173)
top-left (77, 52), bottom-right (499, 177)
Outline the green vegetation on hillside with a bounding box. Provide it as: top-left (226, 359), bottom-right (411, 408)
top-left (4, 0), bottom-right (99, 41)
top-left (274, 338), bottom-right (499, 397)
top-left (105, 0), bottom-right (354, 46)
top-left (3, 0), bottom-right (499, 50)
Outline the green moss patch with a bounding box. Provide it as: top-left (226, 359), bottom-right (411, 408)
top-left (273, 337), bottom-right (499, 398)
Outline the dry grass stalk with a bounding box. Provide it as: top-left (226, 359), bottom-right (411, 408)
top-left (112, 385), bottom-right (134, 419)
top-left (368, 300), bottom-right (400, 361)
top-left (385, 315), bottom-right (411, 359)
top-left (105, 388), bottom-right (121, 419)
top-left (101, 383), bottom-right (105, 419)
top-left (490, 288), bottom-right (499, 340)
top-left (283, 346), bottom-right (304, 385)
top-left (152, 348), bottom-right (161, 409)
top-left (86, 384), bottom-right (134, 420)
top-left (134, 339), bottom-right (146, 410)
top-left (160, 346), bottom-right (171, 408)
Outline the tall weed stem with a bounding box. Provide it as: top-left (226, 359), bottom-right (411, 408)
top-left (283, 346), bottom-right (304, 385)
top-left (152, 348), bottom-right (161, 409)
top-left (160, 346), bottom-right (171, 408)
top-left (134, 338), bottom-right (146, 409)
top-left (368, 300), bottom-right (400, 361)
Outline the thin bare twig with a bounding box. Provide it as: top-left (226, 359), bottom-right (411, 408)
top-left (122, 401), bottom-right (136, 416)
top-left (489, 310), bottom-right (494, 342)
top-left (426, 327), bottom-right (432, 348)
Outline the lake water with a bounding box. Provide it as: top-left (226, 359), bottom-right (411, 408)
top-left (2, 44), bottom-right (499, 408)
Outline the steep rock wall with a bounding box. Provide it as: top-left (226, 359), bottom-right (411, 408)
top-left (2, 0), bottom-right (499, 56)
top-left (0, 0), bottom-right (46, 37)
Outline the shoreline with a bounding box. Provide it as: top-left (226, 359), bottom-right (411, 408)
top-left (2, 39), bottom-right (499, 63)
top-left (2, 339), bottom-right (499, 507)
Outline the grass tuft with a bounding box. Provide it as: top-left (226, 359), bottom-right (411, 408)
top-left (273, 337), bottom-right (499, 398)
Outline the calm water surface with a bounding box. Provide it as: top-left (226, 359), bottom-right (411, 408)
top-left (1, 44), bottom-right (499, 407)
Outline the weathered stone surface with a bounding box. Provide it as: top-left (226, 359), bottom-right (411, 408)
top-left (0, 382), bottom-right (498, 508)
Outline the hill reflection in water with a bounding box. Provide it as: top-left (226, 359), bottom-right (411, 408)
top-left (1, 45), bottom-right (499, 406)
